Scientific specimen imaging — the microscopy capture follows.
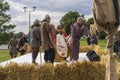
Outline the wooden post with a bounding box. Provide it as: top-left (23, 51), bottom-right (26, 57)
top-left (105, 33), bottom-right (117, 80)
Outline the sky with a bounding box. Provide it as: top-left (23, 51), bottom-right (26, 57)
top-left (5, 0), bottom-right (93, 34)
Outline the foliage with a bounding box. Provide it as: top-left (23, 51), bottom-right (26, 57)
top-left (0, 1), bottom-right (16, 45)
top-left (0, 1), bottom-right (16, 33)
top-left (86, 17), bottom-right (94, 27)
top-left (16, 32), bottom-right (24, 39)
top-left (60, 11), bottom-right (84, 35)
top-left (0, 32), bottom-right (14, 45)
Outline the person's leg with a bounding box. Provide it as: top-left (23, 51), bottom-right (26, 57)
top-left (32, 51), bottom-right (36, 63)
top-left (32, 51), bottom-right (39, 64)
top-left (10, 53), bottom-right (13, 58)
top-left (73, 53), bottom-right (78, 63)
top-left (33, 48), bottom-right (39, 63)
top-left (20, 49), bottom-right (26, 56)
top-left (44, 50), bottom-right (49, 63)
top-left (13, 53), bottom-right (17, 58)
top-left (48, 48), bottom-right (55, 64)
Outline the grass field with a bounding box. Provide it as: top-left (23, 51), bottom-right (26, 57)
top-left (0, 50), bottom-right (10, 62)
top-left (80, 38), bottom-right (107, 48)
top-left (0, 50), bottom-right (21, 63)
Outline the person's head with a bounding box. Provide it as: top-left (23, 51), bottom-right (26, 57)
top-left (43, 14), bottom-right (51, 23)
top-left (34, 19), bottom-right (40, 27)
top-left (57, 25), bottom-right (63, 34)
top-left (77, 17), bottom-right (84, 25)
top-left (22, 33), bottom-right (26, 37)
top-left (13, 35), bottom-right (16, 39)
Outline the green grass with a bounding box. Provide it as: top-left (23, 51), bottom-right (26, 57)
top-left (0, 50), bottom-right (11, 62)
top-left (0, 50), bottom-right (21, 63)
top-left (117, 58), bottom-right (120, 62)
top-left (98, 39), bottom-right (107, 48)
top-left (80, 38), bottom-right (107, 48)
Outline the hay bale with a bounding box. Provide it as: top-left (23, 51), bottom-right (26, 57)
top-left (37, 63), bottom-right (54, 80)
top-left (80, 46), bottom-right (93, 52)
top-left (4, 62), bottom-right (20, 80)
top-left (0, 66), bottom-right (6, 80)
top-left (116, 62), bottom-right (120, 80)
top-left (1, 61), bottom-right (105, 80)
top-left (54, 62), bottom-right (70, 80)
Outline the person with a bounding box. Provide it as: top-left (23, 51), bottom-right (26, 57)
top-left (41, 14), bottom-right (55, 64)
top-left (113, 36), bottom-right (120, 57)
top-left (69, 17), bottom-right (84, 63)
top-left (56, 25), bottom-right (68, 60)
top-left (87, 35), bottom-right (91, 45)
top-left (27, 35), bottom-right (30, 44)
top-left (8, 35), bottom-right (18, 58)
top-left (30, 19), bottom-right (41, 64)
top-left (90, 34), bottom-right (98, 46)
top-left (49, 24), bottom-right (56, 47)
top-left (18, 33), bottom-right (28, 55)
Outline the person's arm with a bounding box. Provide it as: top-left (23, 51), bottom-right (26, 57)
top-left (44, 22), bottom-right (51, 32)
top-left (33, 28), bottom-right (40, 40)
top-left (8, 40), bottom-right (11, 49)
top-left (25, 37), bottom-right (28, 43)
top-left (78, 25), bottom-right (84, 37)
top-left (57, 35), bottom-right (65, 48)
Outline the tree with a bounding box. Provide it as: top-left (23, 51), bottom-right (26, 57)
top-left (60, 11), bottom-right (84, 35)
top-left (0, 0), bottom-right (15, 33)
top-left (0, 32), bottom-right (14, 44)
top-left (86, 17), bottom-right (94, 27)
top-left (16, 32), bottom-right (24, 38)
top-left (0, 0), bottom-right (16, 45)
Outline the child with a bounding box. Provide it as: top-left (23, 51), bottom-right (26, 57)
top-left (56, 25), bottom-right (67, 60)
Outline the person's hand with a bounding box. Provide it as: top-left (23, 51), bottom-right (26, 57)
top-left (81, 25), bottom-right (85, 29)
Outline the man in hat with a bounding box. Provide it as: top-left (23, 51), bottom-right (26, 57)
top-left (30, 19), bottom-right (41, 64)
top-left (41, 14), bottom-right (55, 64)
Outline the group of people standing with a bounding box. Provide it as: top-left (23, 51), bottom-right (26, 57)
top-left (8, 33), bottom-right (28, 58)
top-left (8, 14), bottom-right (85, 64)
